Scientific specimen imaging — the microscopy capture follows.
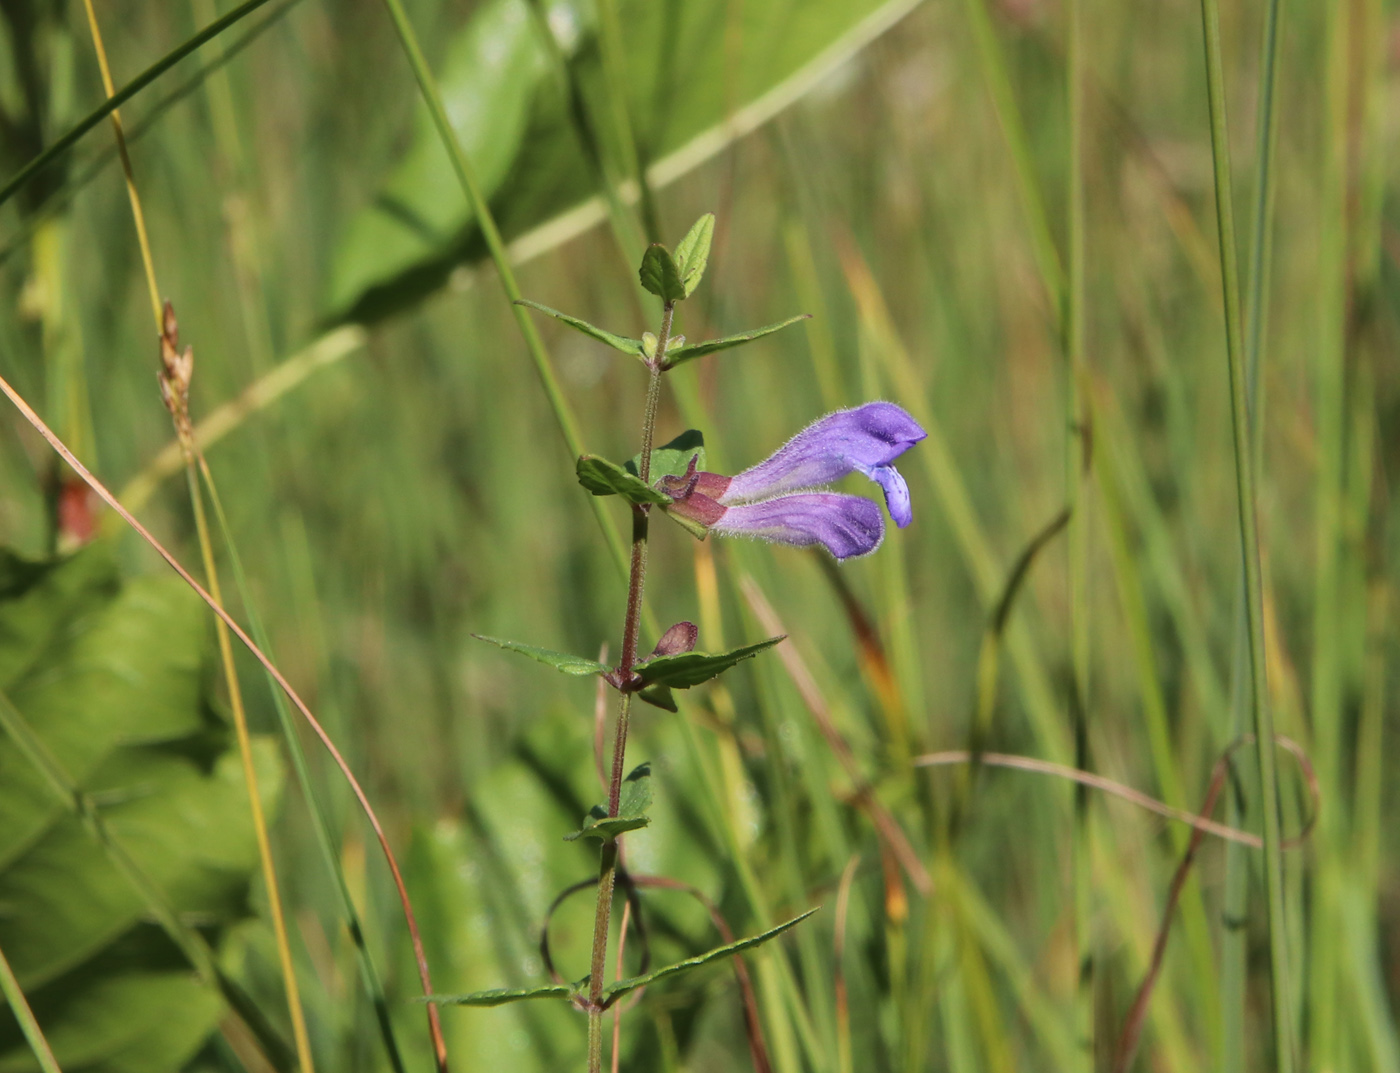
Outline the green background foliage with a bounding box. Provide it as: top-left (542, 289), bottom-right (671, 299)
top-left (0, 0), bottom-right (1395, 1068)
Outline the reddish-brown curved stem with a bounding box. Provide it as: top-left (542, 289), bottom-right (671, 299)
top-left (0, 371), bottom-right (450, 1073)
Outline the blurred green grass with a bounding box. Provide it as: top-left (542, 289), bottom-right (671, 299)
top-left (0, 0), bottom-right (1397, 1069)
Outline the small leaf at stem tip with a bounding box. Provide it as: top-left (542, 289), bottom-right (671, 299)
top-left (662, 314), bottom-right (812, 369)
top-left (514, 299), bottom-right (644, 358)
top-left (426, 983), bottom-right (574, 1007)
top-left (576, 456), bottom-right (672, 505)
top-left (601, 908), bottom-right (820, 1005)
top-left (564, 762), bottom-right (652, 841)
top-left (625, 429), bottom-right (705, 482)
top-left (639, 244), bottom-right (686, 303)
top-left (637, 684), bottom-right (677, 712)
top-left (471, 635), bottom-right (607, 676)
top-left (634, 636), bottom-right (785, 689)
top-left (673, 213), bottom-right (715, 297)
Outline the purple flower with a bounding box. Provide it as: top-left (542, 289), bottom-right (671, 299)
top-left (662, 402), bottom-right (926, 561)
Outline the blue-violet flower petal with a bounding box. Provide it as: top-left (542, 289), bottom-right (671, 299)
top-left (711, 493), bottom-right (884, 561)
top-left (721, 402), bottom-right (926, 506)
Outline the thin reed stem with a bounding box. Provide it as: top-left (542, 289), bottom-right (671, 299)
top-left (373, 0), bottom-right (628, 580)
top-left (78, 0), bottom-right (161, 328)
top-left (1196, 0), bottom-right (1295, 1064)
top-left (1222, 0), bottom-right (1284, 1063)
top-left (79, 5), bottom-right (314, 1068)
top-left (0, 940), bottom-right (63, 1073)
top-left (1065, 0), bottom-right (1093, 1064)
top-left (197, 457), bottom-right (408, 1073)
top-left (184, 464), bottom-right (316, 1073)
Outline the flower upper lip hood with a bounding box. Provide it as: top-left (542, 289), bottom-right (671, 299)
top-left (660, 402), bottom-right (927, 560)
top-left (721, 402), bottom-right (927, 512)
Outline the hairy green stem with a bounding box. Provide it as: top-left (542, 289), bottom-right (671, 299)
top-left (585, 303), bottom-right (673, 1073)
top-left (1197, 0), bottom-right (1295, 1066)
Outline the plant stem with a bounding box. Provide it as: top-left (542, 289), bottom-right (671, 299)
top-left (586, 302), bottom-right (673, 1073)
top-left (1196, 0), bottom-right (1295, 1066)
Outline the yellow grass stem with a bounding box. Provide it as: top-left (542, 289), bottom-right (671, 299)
top-left (79, 8), bottom-right (315, 1071)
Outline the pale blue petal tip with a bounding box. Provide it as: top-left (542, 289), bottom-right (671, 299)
top-left (870, 465), bottom-right (912, 528)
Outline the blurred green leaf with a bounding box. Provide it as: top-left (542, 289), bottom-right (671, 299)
top-left (634, 637), bottom-right (784, 689)
top-left (329, 0), bottom-right (915, 322)
top-left (626, 429), bottom-right (705, 482)
top-left (0, 547), bottom-right (281, 1073)
top-left (673, 213), bottom-right (715, 297)
top-left (576, 455), bottom-right (671, 505)
top-left (638, 244), bottom-right (685, 303)
top-left (514, 299), bottom-right (643, 357)
top-left (662, 314), bottom-right (812, 369)
top-left (471, 635), bottom-right (608, 676)
top-left (327, 0), bottom-right (571, 319)
top-left (601, 908), bottom-right (818, 1002)
top-left (563, 762), bottom-right (651, 842)
top-left (426, 982), bottom-right (574, 1007)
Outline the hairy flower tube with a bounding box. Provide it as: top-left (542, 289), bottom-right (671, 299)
top-left (661, 402), bottom-right (927, 560)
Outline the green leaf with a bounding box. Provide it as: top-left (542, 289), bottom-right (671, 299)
top-left (0, 547), bottom-right (282, 1072)
top-left (673, 213), bottom-right (715, 297)
top-left (326, 0), bottom-right (565, 320)
top-left (626, 430), bottom-right (705, 483)
top-left (514, 300), bottom-right (643, 357)
top-left (576, 456), bottom-right (672, 505)
top-left (425, 983), bottom-right (573, 1007)
top-left (639, 245), bottom-right (686, 303)
top-left (634, 637), bottom-right (785, 689)
top-left (563, 763), bottom-right (651, 842)
top-left (637, 684), bottom-right (678, 712)
top-left (330, 0), bottom-right (919, 323)
top-left (601, 908), bottom-right (819, 1003)
top-left (471, 635), bottom-right (607, 676)
top-left (663, 314), bottom-right (812, 369)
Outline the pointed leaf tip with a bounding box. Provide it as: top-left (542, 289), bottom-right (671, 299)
top-left (515, 299), bottom-right (644, 357)
top-left (471, 635), bottom-right (607, 676)
top-left (662, 314), bottom-right (812, 369)
top-left (635, 636), bottom-right (785, 689)
top-left (601, 907), bottom-right (819, 1004)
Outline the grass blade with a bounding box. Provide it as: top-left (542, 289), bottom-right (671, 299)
top-left (1195, 0), bottom-right (1295, 1062)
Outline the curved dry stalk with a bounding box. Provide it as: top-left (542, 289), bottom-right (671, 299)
top-left (912, 738), bottom-right (1317, 849)
top-left (0, 371), bottom-right (450, 1073)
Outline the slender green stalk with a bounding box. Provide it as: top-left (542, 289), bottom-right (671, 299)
top-left (0, 940), bottom-right (63, 1073)
top-left (374, 0), bottom-right (628, 578)
top-left (197, 459), bottom-right (408, 1073)
top-left (1196, 0), bottom-right (1294, 1067)
top-left (1222, 0), bottom-right (1284, 1063)
top-left (1065, 0), bottom-right (1093, 1064)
